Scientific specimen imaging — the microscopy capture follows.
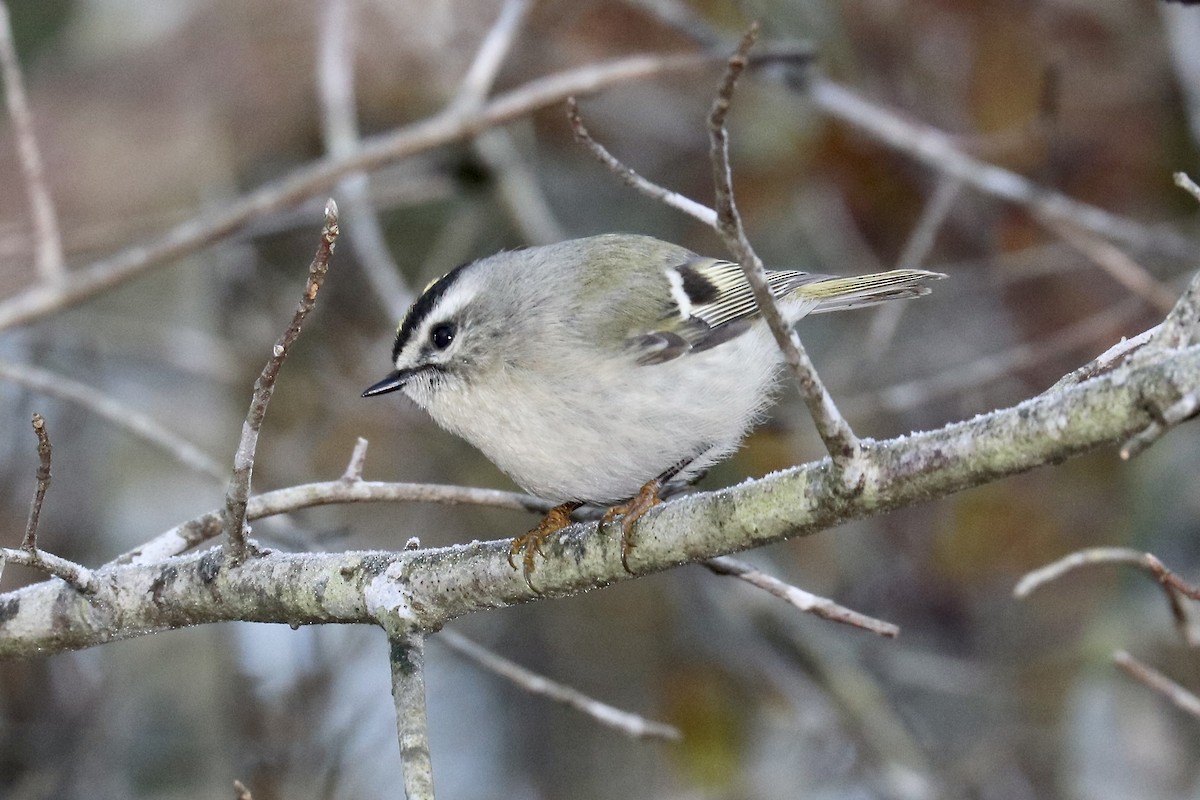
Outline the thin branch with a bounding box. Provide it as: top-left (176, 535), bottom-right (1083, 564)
top-left (709, 25), bottom-right (862, 472)
top-left (1121, 390), bottom-right (1200, 460)
top-left (1015, 546), bottom-right (1200, 647)
top-left (224, 201), bottom-right (340, 563)
top-left (22, 412), bottom-right (52, 550)
top-left (316, 0), bottom-right (412, 319)
top-left (341, 436), bottom-right (370, 482)
top-left (566, 96), bottom-right (718, 227)
top-left (862, 176), bottom-right (962, 362)
top-left (114, 480), bottom-right (553, 567)
top-left (1113, 650), bottom-right (1200, 719)
top-left (455, 1), bottom-right (565, 245)
top-left (851, 296), bottom-right (1146, 416)
top-left (0, 546), bottom-right (96, 594)
top-left (438, 629), bottom-right (681, 740)
top-left (1043, 218), bottom-right (1177, 314)
top-left (1119, 269), bottom-right (1200, 457)
top-left (1151, 253), bottom-right (1200, 351)
top-left (449, 0), bottom-right (531, 113)
top-left (3, 412), bottom-right (96, 593)
top-left (389, 634), bottom-right (436, 800)
top-left (704, 556), bottom-right (898, 637)
top-left (1175, 170), bottom-right (1200, 203)
top-left (0, 47), bottom-right (770, 332)
top-left (473, 128), bottom-right (567, 245)
top-left (808, 78), bottom-right (1195, 262)
top-left (1049, 324), bottom-right (1159, 392)
top-left (0, 1), bottom-right (65, 285)
top-left (0, 359), bottom-right (226, 482)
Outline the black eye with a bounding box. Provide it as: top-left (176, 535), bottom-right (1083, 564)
top-left (430, 322), bottom-right (456, 350)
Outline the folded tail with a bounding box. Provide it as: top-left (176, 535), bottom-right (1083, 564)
top-left (793, 269), bottom-right (947, 314)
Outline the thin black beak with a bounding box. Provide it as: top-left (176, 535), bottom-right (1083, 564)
top-left (362, 370), bottom-right (407, 398)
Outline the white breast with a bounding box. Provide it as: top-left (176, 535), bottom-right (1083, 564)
top-left (420, 325), bottom-right (783, 504)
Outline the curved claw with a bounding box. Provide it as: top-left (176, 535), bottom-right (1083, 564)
top-left (601, 478), bottom-right (664, 574)
top-left (508, 501), bottom-right (582, 581)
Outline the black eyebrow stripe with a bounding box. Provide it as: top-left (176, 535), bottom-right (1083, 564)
top-left (391, 261), bottom-right (471, 362)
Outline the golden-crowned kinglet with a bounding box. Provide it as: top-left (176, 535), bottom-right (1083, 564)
top-left (364, 233), bottom-right (944, 573)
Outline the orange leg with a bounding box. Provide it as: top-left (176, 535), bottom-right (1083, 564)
top-left (509, 501), bottom-right (582, 577)
top-left (601, 478), bottom-right (664, 573)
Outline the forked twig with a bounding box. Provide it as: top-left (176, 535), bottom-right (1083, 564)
top-left (1016, 547), bottom-right (1200, 647)
top-left (1, 413), bottom-right (96, 593)
top-left (224, 201), bottom-right (340, 563)
top-left (708, 25), bottom-right (862, 473)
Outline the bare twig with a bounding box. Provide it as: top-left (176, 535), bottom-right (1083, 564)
top-left (1016, 547), bottom-right (1200, 647)
top-left (709, 25), bottom-right (862, 472)
top-left (808, 78), bottom-right (1195, 262)
top-left (0, 47), bottom-right (763, 332)
top-left (116, 480), bottom-right (552, 567)
top-left (438, 629), bottom-right (681, 740)
top-left (3, 413), bottom-right (96, 593)
top-left (449, 0), bottom-right (531, 113)
top-left (341, 436), bottom-right (370, 482)
top-left (224, 201), bottom-right (340, 563)
top-left (0, 546), bottom-right (96, 594)
top-left (1044, 218), bottom-right (1177, 314)
top-left (1175, 170), bottom-right (1200, 203)
top-left (473, 128), bottom-right (567, 245)
top-left (1049, 324), bottom-right (1159, 392)
top-left (22, 413), bottom-right (52, 550)
top-left (1151, 260), bottom-right (1200, 351)
top-left (0, 1), bottom-right (64, 285)
top-left (851, 296), bottom-right (1146, 415)
top-left (1121, 391), bottom-right (1200, 460)
top-left (389, 634), bottom-right (436, 800)
top-left (566, 96), bottom-right (718, 227)
top-left (705, 556), bottom-right (898, 637)
top-left (0, 359), bottom-right (226, 482)
top-left (317, 0), bottom-right (412, 320)
top-left (1113, 650), bottom-right (1200, 719)
top-left (862, 175), bottom-right (962, 362)
top-left (455, 0), bottom-right (565, 245)
top-left (1118, 269), bottom-right (1200, 457)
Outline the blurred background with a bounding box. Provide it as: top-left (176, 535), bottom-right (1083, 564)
top-left (1, 0), bottom-right (1199, 797)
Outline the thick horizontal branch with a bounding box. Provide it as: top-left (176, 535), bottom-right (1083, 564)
top-left (1, 338), bottom-right (1196, 657)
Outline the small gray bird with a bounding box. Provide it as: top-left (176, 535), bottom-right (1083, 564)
top-left (364, 233), bottom-right (943, 573)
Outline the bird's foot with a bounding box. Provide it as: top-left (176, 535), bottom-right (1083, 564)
top-left (509, 501), bottom-right (582, 580)
top-left (601, 478), bottom-right (664, 573)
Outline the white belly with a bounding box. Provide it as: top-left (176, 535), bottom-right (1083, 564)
top-left (421, 327), bottom-right (782, 504)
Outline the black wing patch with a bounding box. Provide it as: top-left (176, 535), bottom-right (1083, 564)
top-left (630, 257), bottom-right (825, 365)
